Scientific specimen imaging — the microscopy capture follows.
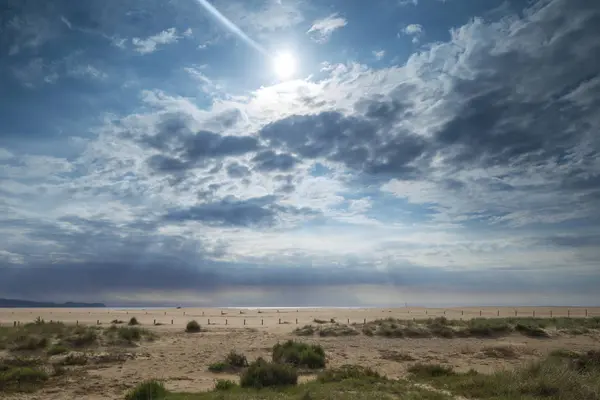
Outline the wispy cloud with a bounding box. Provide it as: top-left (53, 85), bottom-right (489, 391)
top-left (132, 28), bottom-right (182, 54)
top-left (307, 13), bottom-right (347, 43)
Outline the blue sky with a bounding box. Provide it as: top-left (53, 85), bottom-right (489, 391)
top-left (1, 0), bottom-right (599, 307)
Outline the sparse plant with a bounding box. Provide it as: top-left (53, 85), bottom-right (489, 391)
top-left (124, 380), bottom-right (167, 400)
top-left (185, 320), bottom-right (201, 333)
top-left (408, 363), bottom-right (455, 378)
top-left (61, 353), bottom-right (87, 366)
top-left (318, 365), bottom-right (383, 383)
top-left (272, 340), bottom-right (326, 369)
top-left (128, 317), bottom-right (139, 326)
top-left (47, 344), bottom-right (69, 356)
top-left (240, 358), bottom-right (298, 388)
top-left (225, 351), bottom-right (248, 368)
top-left (215, 379), bottom-right (237, 391)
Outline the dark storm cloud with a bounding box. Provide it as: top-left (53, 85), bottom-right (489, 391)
top-left (184, 131), bottom-right (258, 160)
top-left (259, 111), bottom-right (427, 178)
top-left (163, 195), bottom-right (318, 227)
top-left (144, 128), bottom-right (259, 173)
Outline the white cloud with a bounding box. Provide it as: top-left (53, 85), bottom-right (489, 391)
top-left (224, 0), bottom-right (304, 33)
top-left (307, 13), bottom-right (347, 43)
top-left (373, 50), bottom-right (385, 60)
top-left (401, 23), bottom-right (424, 43)
top-left (132, 28), bottom-right (181, 54)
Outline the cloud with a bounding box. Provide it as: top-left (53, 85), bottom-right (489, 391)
top-left (401, 24), bottom-right (424, 43)
top-left (223, 0), bottom-right (304, 34)
top-left (132, 27), bottom-right (182, 54)
top-left (373, 50), bottom-right (385, 60)
top-left (2, 0), bottom-right (600, 306)
top-left (307, 13), bottom-right (347, 43)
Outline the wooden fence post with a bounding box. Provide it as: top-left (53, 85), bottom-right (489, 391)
top-left (568, 309), bottom-right (570, 318)
top-left (261, 319), bottom-right (264, 325)
top-left (153, 319), bottom-right (156, 325)
top-left (225, 319), bottom-right (228, 325)
top-left (171, 320), bottom-right (173, 325)
top-left (97, 320), bottom-right (99, 325)
top-left (244, 319), bottom-right (246, 325)
top-left (497, 310), bottom-right (500, 316)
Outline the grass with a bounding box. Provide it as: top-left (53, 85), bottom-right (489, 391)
top-left (0, 364), bottom-right (49, 393)
top-left (272, 340), bottom-right (326, 369)
top-left (240, 358), bottom-right (298, 388)
top-left (355, 316), bottom-right (599, 339)
top-left (214, 379), bottom-right (237, 390)
top-left (60, 353), bottom-right (88, 366)
top-left (208, 351), bottom-right (248, 372)
top-left (47, 344), bottom-right (69, 356)
top-left (409, 353), bottom-right (600, 400)
top-left (128, 317), bottom-right (140, 326)
top-left (185, 320), bottom-right (202, 333)
top-left (293, 323), bottom-right (359, 337)
top-left (125, 380), bottom-right (168, 400)
top-left (157, 364), bottom-right (452, 400)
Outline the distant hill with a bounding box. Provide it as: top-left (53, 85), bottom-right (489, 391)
top-left (0, 298), bottom-right (106, 308)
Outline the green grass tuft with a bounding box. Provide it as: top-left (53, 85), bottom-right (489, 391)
top-left (125, 380), bottom-right (167, 400)
top-left (240, 358), bottom-right (298, 389)
top-left (272, 340), bottom-right (326, 369)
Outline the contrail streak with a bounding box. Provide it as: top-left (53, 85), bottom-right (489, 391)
top-left (194, 0), bottom-right (268, 56)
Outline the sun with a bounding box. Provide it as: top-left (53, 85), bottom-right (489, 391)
top-left (273, 51), bottom-right (297, 80)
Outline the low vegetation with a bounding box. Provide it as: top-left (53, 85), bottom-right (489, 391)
top-left (208, 351), bottom-right (248, 373)
top-left (125, 380), bottom-right (167, 400)
top-left (409, 352), bottom-right (600, 400)
top-left (272, 340), bottom-right (326, 369)
top-left (0, 318), bottom-right (156, 394)
top-left (185, 320), bottom-right (202, 333)
top-left (293, 323), bottom-right (359, 337)
top-left (240, 358), bottom-right (298, 388)
top-left (128, 317), bottom-right (140, 326)
top-left (355, 316), bottom-right (600, 339)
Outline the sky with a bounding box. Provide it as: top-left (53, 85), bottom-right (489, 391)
top-left (0, 0), bottom-right (599, 307)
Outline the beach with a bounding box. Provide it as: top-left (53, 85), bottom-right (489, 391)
top-left (1, 306), bottom-right (599, 399)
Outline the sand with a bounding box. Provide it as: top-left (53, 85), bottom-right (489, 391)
top-left (1, 306), bottom-right (599, 399)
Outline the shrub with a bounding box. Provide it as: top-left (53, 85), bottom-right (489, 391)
top-left (293, 325), bottom-right (315, 336)
top-left (111, 319), bottom-right (125, 325)
top-left (65, 329), bottom-right (97, 347)
top-left (408, 364), bottom-right (455, 378)
top-left (47, 344), bottom-right (69, 356)
top-left (318, 365), bottom-right (383, 383)
top-left (313, 319), bottom-right (328, 324)
top-left (125, 380), bottom-right (167, 400)
top-left (515, 324), bottom-right (551, 338)
top-left (61, 353), bottom-right (88, 366)
top-left (272, 340), bottom-right (326, 369)
top-left (208, 362), bottom-right (228, 373)
top-left (0, 367), bottom-right (48, 391)
top-left (185, 320), bottom-right (201, 333)
top-left (571, 350), bottom-right (600, 371)
top-left (240, 358), bottom-right (298, 388)
top-left (11, 335), bottom-right (48, 351)
top-left (215, 379), bottom-right (237, 391)
top-left (128, 317), bottom-right (139, 326)
top-left (225, 351), bottom-right (248, 368)
top-left (118, 327), bottom-right (142, 342)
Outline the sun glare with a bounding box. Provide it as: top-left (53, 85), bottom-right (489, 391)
top-left (273, 51), bottom-right (296, 80)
